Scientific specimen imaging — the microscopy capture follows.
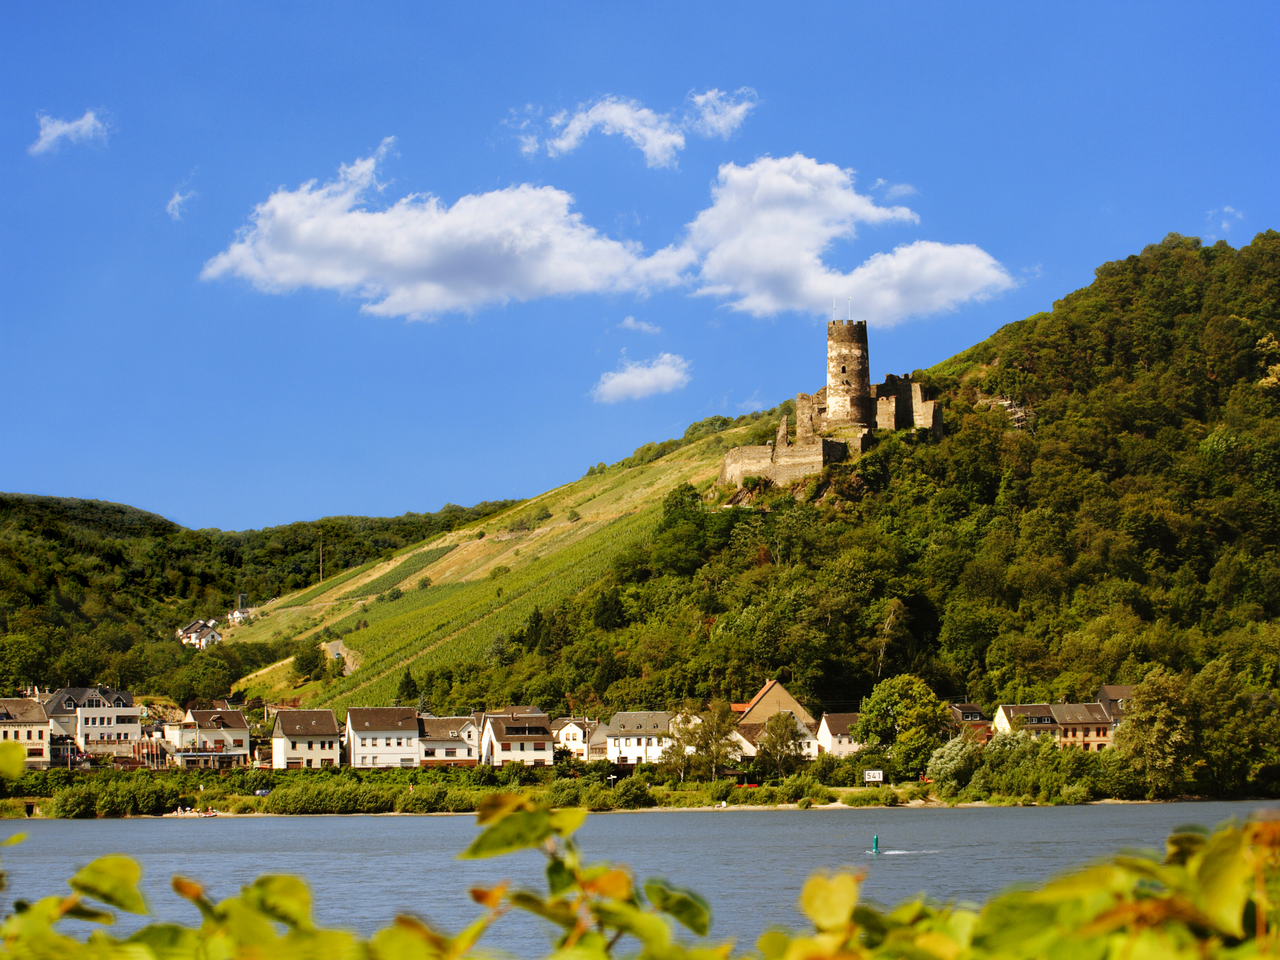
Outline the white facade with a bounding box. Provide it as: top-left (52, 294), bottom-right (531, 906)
top-left (735, 711), bottom-right (820, 760)
top-left (271, 710), bottom-right (342, 769)
top-left (606, 711), bottom-right (672, 766)
top-left (346, 707), bottom-right (419, 769)
top-left (551, 718), bottom-right (596, 760)
top-left (816, 713), bottom-right (862, 757)
top-left (479, 708), bottom-right (553, 767)
top-left (164, 709), bottom-right (251, 768)
top-left (0, 699), bottom-right (49, 768)
top-left (46, 687), bottom-right (141, 754)
top-left (419, 717), bottom-right (479, 765)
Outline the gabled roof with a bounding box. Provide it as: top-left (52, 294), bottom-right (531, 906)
top-left (999, 704), bottom-right (1058, 726)
top-left (188, 709), bottom-right (249, 730)
top-left (950, 703), bottom-right (989, 722)
top-left (819, 712), bottom-right (859, 737)
top-left (46, 686), bottom-right (133, 715)
top-left (346, 707), bottom-right (418, 732)
top-left (1050, 703), bottom-right (1110, 725)
top-left (1096, 685), bottom-right (1135, 719)
top-left (486, 717), bottom-right (551, 740)
top-left (419, 717), bottom-right (476, 741)
top-left (610, 711), bottom-right (672, 733)
top-left (0, 699), bottom-right (48, 723)
top-left (272, 709), bottom-right (340, 737)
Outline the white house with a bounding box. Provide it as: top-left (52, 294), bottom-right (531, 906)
top-left (418, 716), bottom-right (479, 766)
top-left (271, 709), bottom-right (341, 769)
top-left (816, 712), bottom-right (861, 757)
top-left (346, 707), bottom-right (419, 769)
top-left (164, 708), bottom-right (251, 768)
top-left (45, 686), bottom-right (141, 757)
top-left (0, 699), bottom-right (49, 768)
top-left (478, 707), bottom-right (553, 767)
top-left (176, 619), bottom-right (222, 649)
top-left (551, 717), bottom-right (598, 761)
top-left (227, 608), bottom-right (253, 627)
top-left (606, 711), bottom-right (673, 766)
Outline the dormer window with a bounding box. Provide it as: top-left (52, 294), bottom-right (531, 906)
top-left (64, 699), bottom-right (75, 709)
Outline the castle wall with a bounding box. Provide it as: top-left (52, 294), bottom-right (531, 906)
top-left (876, 396), bottom-right (896, 431)
top-left (827, 321), bottom-right (872, 427)
top-left (717, 446), bottom-right (775, 487)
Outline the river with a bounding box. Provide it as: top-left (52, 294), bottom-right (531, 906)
top-left (0, 801), bottom-right (1269, 953)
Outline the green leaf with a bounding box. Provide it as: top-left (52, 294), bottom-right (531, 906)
top-left (547, 857), bottom-right (575, 897)
top-left (509, 889), bottom-right (578, 929)
top-left (0, 742), bottom-right (26, 780)
top-left (548, 806), bottom-right (588, 837)
top-left (757, 929), bottom-right (791, 960)
top-left (127, 923), bottom-right (202, 960)
top-left (460, 809), bottom-right (552, 859)
top-left (69, 855), bottom-right (147, 915)
top-left (1, 832), bottom-right (26, 847)
top-left (645, 878), bottom-right (712, 936)
top-left (798, 873), bottom-right (859, 931)
top-left (593, 900), bottom-right (671, 947)
top-left (61, 901), bottom-right (116, 924)
top-left (1190, 827), bottom-right (1252, 937)
top-left (241, 874), bottom-right (314, 929)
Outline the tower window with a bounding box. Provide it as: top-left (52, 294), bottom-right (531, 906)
top-left (841, 366), bottom-right (846, 373)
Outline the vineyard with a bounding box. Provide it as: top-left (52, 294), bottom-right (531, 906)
top-left (232, 420), bottom-right (744, 713)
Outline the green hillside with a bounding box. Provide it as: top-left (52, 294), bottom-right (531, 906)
top-left (301, 232), bottom-right (1280, 735)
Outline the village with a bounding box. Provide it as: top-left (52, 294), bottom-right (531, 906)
top-left (0, 673), bottom-right (1133, 776)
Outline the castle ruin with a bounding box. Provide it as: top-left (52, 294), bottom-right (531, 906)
top-left (718, 320), bottom-right (943, 488)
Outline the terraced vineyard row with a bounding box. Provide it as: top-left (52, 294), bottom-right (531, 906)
top-left (339, 543), bottom-right (456, 599)
top-left (278, 562), bottom-right (375, 608)
top-left (313, 508), bottom-right (658, 710)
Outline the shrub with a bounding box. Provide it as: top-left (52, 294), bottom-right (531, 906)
top-left (396, 784), bottom-right (448, 814)
top-left (443, 789), bottom-right (479, 813)
top-left (797, 797), bottom-right (813, 809)
top-left (612, 777), bottom-right (655, 810)
top-left (52, 785), bottom-right (97, 819)
top-left (230, 798), bottom-right (260, 815)
top-left (546, 778), bottom-right (583, 808)
top-left (581, 784), bottom-right (616, 811)
top-left (708, 780), bottom-right (733, 802)
top-left (418, 577), bottom-right (432, 590)
top-left (1059, 783), bottom-right (1092, 805)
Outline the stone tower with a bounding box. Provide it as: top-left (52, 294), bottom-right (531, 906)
top-left (826, 320), bottom-right (872, 427)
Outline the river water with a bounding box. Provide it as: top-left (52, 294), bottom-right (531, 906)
top-left (1, 801), bottom-right (1269, 954)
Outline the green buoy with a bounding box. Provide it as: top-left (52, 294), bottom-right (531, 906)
top-left (872, 834), bottom-right (880, 855)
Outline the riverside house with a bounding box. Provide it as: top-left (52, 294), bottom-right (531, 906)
top-left (606, 712), bottom-right (673, 767)
top-left (479, 707), bottom-right (553, 767)
top-left (815, 712), bottom-right (861, 757)
top-left (346, 707), bottom-right (419, 769)
top-left (164, 708), bottom-right (250, 768)
top-left (45, 686), bottom-right (141, 759)
top-left (731, 680), bottom-right (820, 762)
top-left (418, 716), bottom-right (478, 767)
top-left (551, 717), bottom-right (598, 761)
top-left (271, 709), bottom-right (341, 769)
top-left (0, 698), bottom-right (49, 768)
top-left (992, 685), bottom-right (1134, 750)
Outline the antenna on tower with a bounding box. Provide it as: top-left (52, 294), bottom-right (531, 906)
top-left (848, 297), bottom-right (852, 321)
top-left (832, 298), bottom-right (836, 323)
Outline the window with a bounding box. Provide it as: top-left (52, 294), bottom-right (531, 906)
top-left (361, 756), bottom-right (368, 765)
top-left (646, 738), bottom-right (653, 746)
top-left (306, 759), bottom-right (313, 768)
top-left (39, 730), bottom-right (44, 740)
top-left (396, 738), bottom-right (403, 747)
top-left (534, 742), bottom-right (545, 750)
top-left (519, 742), bottom-right (526, 752)
top-left (425, 748), bottom-right (436, 757)
top-left (625, 738), bottom-right (631, 747)
top-left (360, 738), bottom-right (367, 747)
top-left (467, 748), bottom-right (473, 757)
top-left (234, 739), bottom-right (244, 747)
top-left (444, 748), bottom-right (457, 758)
top-left (25, 730), bottom-right (32, 740)
top-left (501, 742), bottom-right (510, 751)
top-left (291, 740), bottom-right (297, 749)
top-left (385, 738), bottom-right (391, 747)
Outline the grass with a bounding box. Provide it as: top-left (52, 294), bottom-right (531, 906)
top-left (279, 561), bottom-right (378, 608)
top-left (340, 544), bottom-right (457, 599)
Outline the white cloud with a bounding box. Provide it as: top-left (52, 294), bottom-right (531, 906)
top-left (619, 316), bottom-right (661, 334)
top-left (1208, 205), bottom-right (1245, 234)
top-left (592, 353), bottom-right (690, 402)
top-left (683, 154), bottom-right (1013, 323)
top-left (547, 97), bottom-right (686, 168)
top-left (28, 109), bottom-right (107, 155)
top-left (166, 189), bottom-right (195, 221)
top-left (688, 88), bottom-right (757, 138)
top-left (530, 88), bottom-right (755, 167)
top-left (201, 138), bottom-right (694, 317)
top-left (885, 183), bottom-right (917, 199)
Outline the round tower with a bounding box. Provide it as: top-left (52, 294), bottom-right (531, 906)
top-left (826, 320), bottom-right (871, 426)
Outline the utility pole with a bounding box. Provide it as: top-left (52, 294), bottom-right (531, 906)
top-left (319, 534), bottom-right (323, 584)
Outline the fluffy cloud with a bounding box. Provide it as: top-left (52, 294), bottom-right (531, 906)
top-left (536, 88), bottom-right (755, 167)
top-left (201, 139), bottom-right (694, 317)
top-left (592, 353), bottom-right (690, 402)
top-left (28, 109), bottom-right (107, 155)
top-left (547, 97), bottom-right (686, 168)
top-left (204, 143), bottom-right (1011, 327)
top-left (684, 154), bottom-right (1013, 323)
top-left (619, 316), bottom-right (661, 334)
top-left (689, 88), bottom-right (757, 138)
top-left (166, 189), bottom-right (195, 221)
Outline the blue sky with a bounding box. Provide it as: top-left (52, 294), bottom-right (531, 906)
top-left (4, 3), bottom-right (1277, 531)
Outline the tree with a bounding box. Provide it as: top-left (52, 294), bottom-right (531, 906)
top-left (854, 674), bottom-right (949, 776)
top-left (691, 698), bottom-right (741, 781)
top-left (926, 730), bottom-right (981, 794)
top-left (292, 644), bottom-right (323, 681)
top-left (1115, 667), bottom-right (1194, 798)
top-left (396, 667), bottom-right (419, 704)
top-left (592, 587), bottom-right (626, 631)
top-left (756, 711), bottom-right (807, 779)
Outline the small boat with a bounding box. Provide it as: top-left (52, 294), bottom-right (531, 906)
top-left (198, 810), bottom-right (218, 818)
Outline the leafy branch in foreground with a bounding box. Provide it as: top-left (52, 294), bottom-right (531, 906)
top-left (0, 731), bottom-right (1279, 960)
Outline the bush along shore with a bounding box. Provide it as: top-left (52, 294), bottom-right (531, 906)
top-left (9, 740), bottom-right (1206, 819)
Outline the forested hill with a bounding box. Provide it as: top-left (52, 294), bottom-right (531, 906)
top-left (399, 231), bottom-right (1280, 719)
top-left (0, 493), bottom-right (516, 674)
